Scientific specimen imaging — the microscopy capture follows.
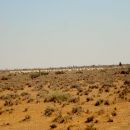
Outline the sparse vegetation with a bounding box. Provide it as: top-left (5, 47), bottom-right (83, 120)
top-left (1, 76), bottom-right (9, 80)
top-left (44, 106), bottom-right (55, 116)
top-left (95, 99), bottom-right (103, 106)
top-left (44, 90), bottom-right (70, 103)
top-left (55, 71), bottom-right (65, 75)
top-left (20, 115), bottom-right (31, 122)
top-left (30, 72), bottom-right (40, 79)
top-left (85, 116), bottom-right (94, 123)
top-left (0, 65), bottom-right (130, 130)
top-left (71, 106), bottom-right (82, 114)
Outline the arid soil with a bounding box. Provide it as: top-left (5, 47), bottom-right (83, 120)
top-left (0, 66), bottom-right (130, 130)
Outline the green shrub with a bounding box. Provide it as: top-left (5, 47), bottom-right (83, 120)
top-left (44, 90), bottom-right (70, 103)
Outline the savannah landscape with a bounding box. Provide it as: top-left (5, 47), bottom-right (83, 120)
top-left (0, 65), bottom-right (130, 130)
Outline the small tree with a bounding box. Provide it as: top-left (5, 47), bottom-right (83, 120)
top-left (119, 62), bottom-right (122, 66)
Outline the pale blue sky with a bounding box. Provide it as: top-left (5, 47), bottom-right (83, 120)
top-left (0, 0), bottom-right (130, 69)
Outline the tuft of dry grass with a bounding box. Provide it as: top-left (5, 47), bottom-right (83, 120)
top-left (44, 106), bottom-right (55, 117)
top-left (44, 90), bottom-right (71, 103)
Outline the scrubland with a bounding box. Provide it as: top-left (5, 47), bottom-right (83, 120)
top-left (0, 65), bottom-right (130, 130)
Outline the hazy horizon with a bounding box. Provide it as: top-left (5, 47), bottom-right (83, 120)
top-left (0, 0), bottom-right (130, 69)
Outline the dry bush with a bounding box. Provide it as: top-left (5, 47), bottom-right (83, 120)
top-left (1, 108), bottom-right (14, 114)
top-left (30, 71), bottom-right (49, 79)
top-left (1, 76), bottom-right (9, 80)
top-left (50, 123), bottom-right (57, 129)
top-left (20, 115), bottom-right (31, 122)
top-left (40, 71), bottom-right (49, 76)
top-left (71, 84), bottom-right (80, 89)
top-left (33, 84), bottom-right (47, 91)
top-left (0, 110), bottom-right (4, 115)
top-left (97, 109), bottom-right (105, 116)
top-left (111, 111), bottom-right (117, 116)
top-left (55, 71), bottom-right (65, 75)
top-left (36, 90), bottom-right (48, 99)
top-left (20, 92), bottom-right (32, 102)
top-left (0, 93), bottom-right (19, 101)
top-left (53, 112), bottom-right (72, 124)
top-left (84, 90), bottom-right (89, 95)
top-left (4, 100), bottom-right (14, 107)
top-left (23, 108), bottom-right (28, 112)
top-left (121, 71), bottom-right (129, 74)
top-left (86, 125), bottom-right (97, 130)
top-left (53, 112), bottom-right (65, 124)
top-left (86, 97), bottom-right (93, 102)
top-left (124, 80), bottom-right (130, 85)
top-left (76, 70), bottom-right (83, 74)
top-left (27, 98), bottom-right (34, 103)
top-left (71, 106), bottom-right (83, 115)
top-left (1, 122), bottom-right (10, 127)
top-left (107, 117), bottom-right (113, 122)
top-left (44, 106), bottom-right (55, 117)
top-left (21, 92), bottom-right (30, 97)
top-left (69, 96), bottom-right (79, 103)
top-left (85, 116), bottom-right (94, 123)
top-left (30, 72), bottom-right (40, 79)
top-left (104, 100), bottom-right (110, 105)
top-left (95, 99), bottom-right (103, 106)
top-left (44, 90), bottom-right (70, 103)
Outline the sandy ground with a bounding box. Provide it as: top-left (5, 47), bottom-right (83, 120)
top-left (0, 66), bottom-right (130, 130)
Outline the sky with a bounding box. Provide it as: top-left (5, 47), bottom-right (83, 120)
top-left (0, 0), bottom-right (130, 69)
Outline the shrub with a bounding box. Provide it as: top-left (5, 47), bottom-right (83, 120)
top-left (4, 100), bottom-right (13, 107)
top-left (30, 72), bottom-right (40, 79)
top-left (86, 125), bottom-right (97, 130)
top-left (86, 97), bottom-right (93, 102)
top-left (121, 71), bottom-right (129, 74)
top-left (55, 71), bottom-right (65, 75)
top-left (53, 112), bottom-right (65, 124)
top-left (21, 92), bottom-right (30, 97)
top-left (111, 111), bottom-right (117, 116)
top-left (50, 123), bottom-right (57, 129)
top-left (53, 112), bottom-right (72, 124)
top-left (71, 84), bottom-right (80, 89)
top-left (85, 116), bottom-right (94, 123)
top-left (1, 76), bottom-right (9, 80)
top-left (124, 80), bottom-right (130, 85)
top-left (20, 115), bottom-right (31, 122)
top-left (41, 71), bottom-right (49, 76)
top-left (72, 106), bottom-right (82, 114)
top-left (0, 93), bottom-right (19, 100)
top-left (104, 100), bottom-right (110, 105)
top-left (69, 96), bottom-right (79, 103)
top-left (23, 108), bottom-right (28, 112)
top-left (107, 117), bottom-right (113, 122)
top-left (1, 122), bottom-right (10, 126)
top-left (44, 90), bottom-right (70, 103)
top-left (95, 99), bottom-right (103, 106)
top-left (44, 106), bottom-right (55, 116)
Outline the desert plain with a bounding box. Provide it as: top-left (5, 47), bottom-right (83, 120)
top-left (0, 65), bottom-right (130, 130)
